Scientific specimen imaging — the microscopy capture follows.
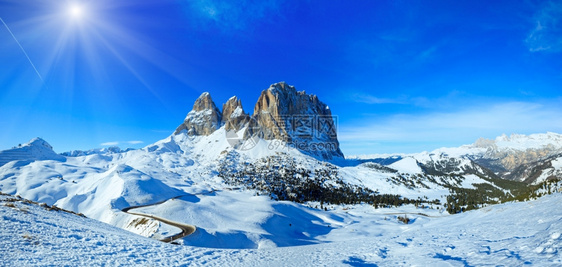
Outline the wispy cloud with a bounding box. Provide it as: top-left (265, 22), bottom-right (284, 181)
top-left (350, 92), bottom-right (405, 104)
top-left (339, 100), bottom-right (562, 154)
top-left (101, 141), bottom-right (119, 146)
top-left (416, 45), bottom-right (439, 62)
top-left (100, 140), bottom-right (144, 147)
top-left (181, 0), bottom-right (286, 31)
top-left (526, 1), bottom-right (562, 52)
top-left (348, 90), bottom-right (465, 107)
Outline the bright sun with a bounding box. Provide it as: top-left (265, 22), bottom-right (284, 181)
top-left (69, 5), bottom-right (83, 18)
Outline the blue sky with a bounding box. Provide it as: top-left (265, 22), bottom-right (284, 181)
top-left (1, 0), bottom-right (561, 155)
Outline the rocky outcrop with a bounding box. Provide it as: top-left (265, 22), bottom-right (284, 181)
top-left (501, 154), bottom-right (562, 184)
top-left (174, 92), bottom-right (222, 136)
top-left (252, 82), bottom-right (343, 159)
top-left (467, 133), bottom-right (562, 183)
top-left (221, 96), bottom-right (250, 132)
top-left (174, 82), bottom-right (344, 160)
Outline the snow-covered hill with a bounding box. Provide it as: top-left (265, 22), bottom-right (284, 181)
top-left (2, 191), bottom-right (561, 265)
top-left (0, 128), bottom-right (549, 245)
top-left (0, 137), bottom-right (64, 167)
top-left (60, 146), bottom-right (135, 157)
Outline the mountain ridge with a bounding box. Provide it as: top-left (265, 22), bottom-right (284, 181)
top-left (174, 82), bottom-right (343, 160)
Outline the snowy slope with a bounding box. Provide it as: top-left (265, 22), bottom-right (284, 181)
top-left (0, 133), bottom-right (344, 244)
top-left (389, 157), bottom-right (423, 173)
top-left (2, 192), bottom-right (561, 266)
top-left (1, 131), bottom-right (560, 257)
top-left (531, 155), bottom-right (562, 185)
top-left (0, 138), bottom-right (64, 167)
top-left (0, 131), bottom-right (529, 245)
top-left (61, 146), bottom-right (134, 157)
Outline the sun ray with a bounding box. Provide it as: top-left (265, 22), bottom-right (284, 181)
top-left (90, 27), bottom-right (166, 104)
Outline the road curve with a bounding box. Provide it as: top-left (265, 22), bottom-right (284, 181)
top-left (376, 212), bottom-right (447, 218)
top-left (121, 195), bottom-right (197, 243)
top-left (125, 209), bottom-right (196, 243)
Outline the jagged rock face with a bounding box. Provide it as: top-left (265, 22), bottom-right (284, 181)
top-left (503, 154), bottom-right (562, 184)
top-left (474, 139), bottom-right (562, 173)
top-left (497, 148), bottom-right (558, 171)
top-left (468, 133), bottom-right (562, 183)
top-left (252, 82), bottom-right (343, 159)
top-left (174, 82), bottom-right (344, 160)
top-left (174, 92), bottom-right (222, 136)
top-left (221, 96), bottom-right (250, 132)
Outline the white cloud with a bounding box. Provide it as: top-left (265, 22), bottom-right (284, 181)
top-left (347, 90), bottom-right (468, 108)
top-left (351, 93), bottom-right (404, 104)
top-left (526, 2), bottom-right (562, 53)
top-left (101, 141), bottom-right (119, 146)
top-left (339, 101), bottom-right (562, 154)
top-left (101, 140), bottom-right (143, 147)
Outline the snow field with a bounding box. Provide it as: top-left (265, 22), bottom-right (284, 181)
top-left (2, 193), bottom-right (561, 265)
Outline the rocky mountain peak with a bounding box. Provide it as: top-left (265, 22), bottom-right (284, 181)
top-left (174, 82), bottom-right (344, 160)
top-left (222, 96), bottom-right (249, 131)
top-left (174, 92), bottom-right (222, 136)
top-left (192, 92), bottom-right (217, 112)
top-left (252, 82), bottom-right (343, 159)
top-left (253, 82), bottom-right (320, 116)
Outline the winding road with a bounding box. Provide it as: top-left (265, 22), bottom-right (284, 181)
top-left (121, 190), bottom-right (218, 243)
top-left (376, 212), bottom-right (446, 218)
top-left (121, 195), bottom-right (197, 243)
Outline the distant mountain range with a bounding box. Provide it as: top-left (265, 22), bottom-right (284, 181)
top-left (352, 132), bottom-right (562, 185)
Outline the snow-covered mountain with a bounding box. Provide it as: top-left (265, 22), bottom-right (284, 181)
top-left (1, 82), bottom-right (561, 265)
top-left (429, 132), bottom-right (562, 184)
top-left (0, 137), bottom-right (65, 167)
top-left (61, 146), bottom-right (135, 157)
top-left (354, 132), bottom-right (562, 185)
top-left (431, 132), bottom-right (562, 157)
top-left (175, 82), bottom-right (343, 161)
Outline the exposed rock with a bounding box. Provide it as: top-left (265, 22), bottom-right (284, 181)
top-left (468, 133), bottom-right (562, 183)
top-left (503, 154), bottom-right (562, 184)
top-left (174, 92), bottom-right (222, 136)
top-left (252, 82), bottom-right (343, 159)
top-left (498, 149), bottom-right (555, 171)
top-left (221, 96), bottom-right (250, 132)
top-left (173, 82), bottom-right (344, 160)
